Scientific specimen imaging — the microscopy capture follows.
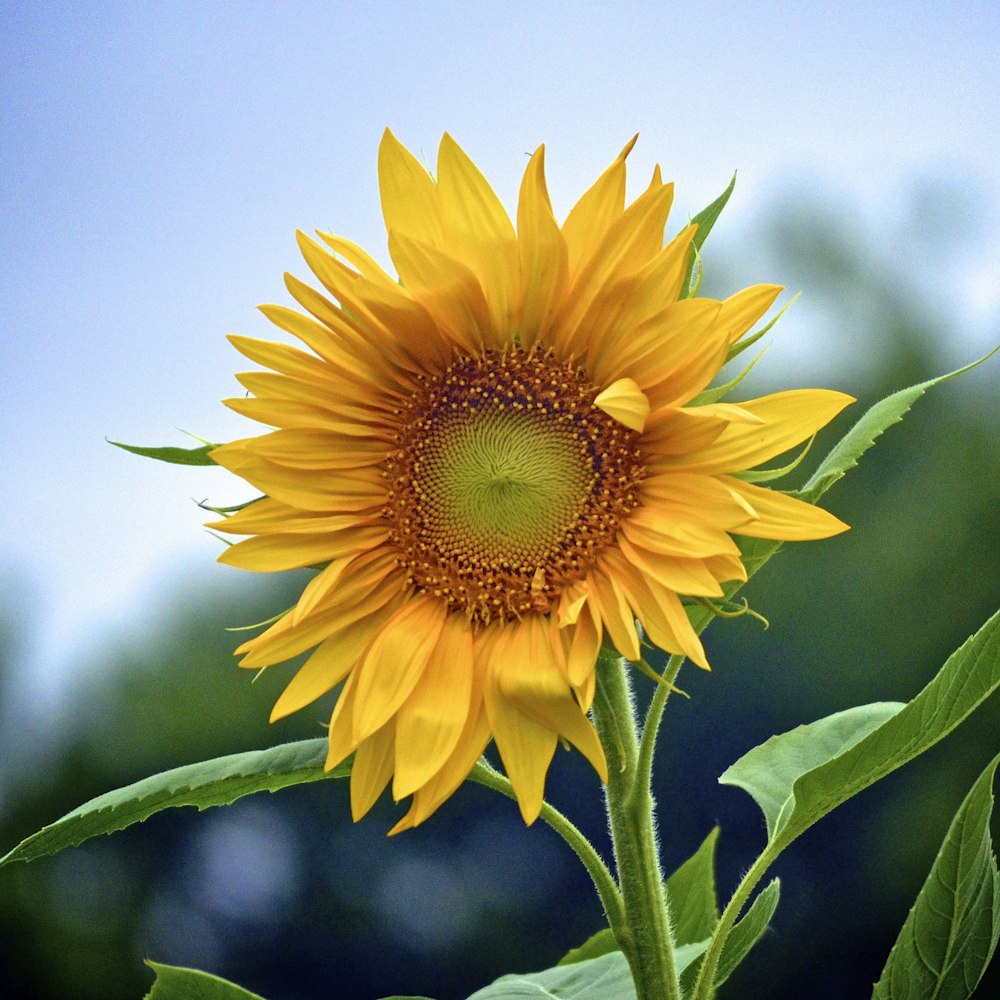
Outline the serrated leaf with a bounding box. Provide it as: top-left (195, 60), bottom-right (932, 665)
top-left (666, 826), bottom-right (720, 945)
top-left (721, 608), bottom-right (1000, 855)
top-left (680, 174), bottom-right (736, 298)
top-left (468, 951), bottom-right (635, 1000)
top-left (109, 439), bottom-right (219, 466)
top-left (713, 879), bottom-right (780, 988)
top-left (1, 739), bottom-right (348, 867)
top-left (145, 961), bottom-right (268, 999)
top-left (872, 752), bottom-right (1000, 1000)
top-left (798, 347), bottom-right (999, 504)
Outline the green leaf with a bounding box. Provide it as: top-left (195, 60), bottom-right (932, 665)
top-left (721, 703), bottom-right (903, 840)
top-left (798, 347), bottom-right (1000, 504)
top-left (721, 607), bottom-right (1000, 853)
top-left (145, 961), bottom-right (268, 999)
top-left (468, 951), bottom-right (635, 999)
top-left (714, 878), bottom-right (780, 988)
top-left (108, 439), bottom-right (219, 466)
top-left (1, 739), bottom-right (348, 867)
top-left (557, 928), bottom-right (619, 966)
top-left (665, 826), bottom-right (720, 945)
top-left (680, 173), bottom-right (736, 298)
top-left (872, 752), bottom-right (1000, 1000)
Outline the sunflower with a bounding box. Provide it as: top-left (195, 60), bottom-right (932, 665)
top-left (208, 131), bottom-right (852, 831)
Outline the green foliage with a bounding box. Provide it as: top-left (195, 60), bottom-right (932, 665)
top-left (145, 962), bottom-right (267, 999)
top-left (872, 753), bottom-right (1000, 1000)
top-left (797, 348), bottom-right (999, 504)
top-left (0, 739), bottom-right (348, 867)
top-left (681, 174), bottom-right (736, 298)
top-left (715, 879), bottom-right (780, 989)
top-left (108, 439), bottom-right (219, 465)
top-left (722, 608), bottom-right (1000, 852)
top-left (665, 826), bottom-right (720, 945)
top-left (721, 703), bottom-right (903, 840)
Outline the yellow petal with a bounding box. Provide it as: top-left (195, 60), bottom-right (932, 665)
top-left (351, 596), bottom-right (448, 742)
top-left (387, 232), bottom-right (492, 354)
top-left (594, 378), bottom-right (650, 432)
top-left (717, 284), bottom-right (783, 345)
top-left (722, 477), bottom-right (850, 540)
top-left (659, 390), bottom-right (855, 475)
top-left (588, 567), bottom-right (641, 660)
top-left (605, 551), bottom-right (708, 667)
top-left (350, 718), bottom-right (396, 821)
top-left (561, 135), bottom-right (636, 276)
top-left (269, 611), bottom-right (385, 721)
top-left (325, 671), bottom-right (359, 770)
top-left (496, 617), bottom-right (607, 781)
top-left (484, 666), bottom-right (557, 825)
top-left (378, 128), bottom-right (442, 247)
top-left (217, 525), bottom-right (387, 573)
top-left (437, 133), bottom-right (519, 339)
top-left (389, 697), bottom-right (491, 834)
top-left (517, 146), bottom-right (568, 347)
top-left (392, 613), bottom-right (475, 799)
top-left (617, 535), bottom-right (726, 598)
top-left (564, 601), bottom-right (602, 689)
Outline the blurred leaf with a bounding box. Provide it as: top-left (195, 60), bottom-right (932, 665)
top-left (108, 439), bottom-right (219, 465)
top-left (714, 879), bottom-right (781, 988)
top-left (798, 348), bottom-right (1000, 504)
top-left (681, 173), bottom-right (736, 297)
top-left (721, 608), bottom-right (1000, 850)
top-left (666, 826), bottom-right (719, 945)
top-left (467, 951), bottom-right (635, 999)
top-left (1, 739), bottom-right (348, 867)
top-left (145, 961), bottom-right (267, 999)
top-left (721, 703), bottom-right (903, 840)
top-left (872, 752), bottom-right (1000, 1000)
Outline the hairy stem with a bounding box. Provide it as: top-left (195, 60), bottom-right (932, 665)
top-left (592, 650), bottom-right (681, 1000)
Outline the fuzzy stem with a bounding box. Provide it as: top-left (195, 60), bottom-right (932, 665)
top-left (592, 650), bottom-right (681, 1000)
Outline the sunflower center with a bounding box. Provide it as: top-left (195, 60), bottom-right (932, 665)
top-left (383, 348), bottom-right (644, 625)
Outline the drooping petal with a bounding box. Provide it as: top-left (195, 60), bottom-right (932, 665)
top-left (392, 612), bottom-right (475, 799)
top-left (496, 616), bottom-right (607, 781)
top-left (350, 717), bottom-right (397, 821)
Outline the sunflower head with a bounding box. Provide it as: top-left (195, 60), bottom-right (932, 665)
top-left (209, 131), bottom-right (852, 830)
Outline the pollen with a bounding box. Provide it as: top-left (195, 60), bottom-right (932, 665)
top-left (383, 347), bottom-right (645, 625)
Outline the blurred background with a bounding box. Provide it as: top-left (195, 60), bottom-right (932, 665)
top-left (2, 2), bottom-right (998, 998)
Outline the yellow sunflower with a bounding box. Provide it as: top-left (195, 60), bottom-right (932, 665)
top-left (209, 131), bottom-right (852, 832)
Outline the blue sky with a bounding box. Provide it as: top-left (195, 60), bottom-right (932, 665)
top-left (2, 1), bottom-right (998, 703)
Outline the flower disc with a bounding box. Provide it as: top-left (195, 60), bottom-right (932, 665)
top-left (384, 348), bottom-right (644, 624)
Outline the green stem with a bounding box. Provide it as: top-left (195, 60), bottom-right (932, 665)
top-left (636, 653), bottom-right (685, 798)
top-left (691, 849), bottom-right (773, 1000)
top-left (592, 650), bottom-right (681, 1000)
top-left (468, 760), bottom-right (625, 933)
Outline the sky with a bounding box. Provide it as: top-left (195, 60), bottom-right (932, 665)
top-left (2, 0), bottom-right (999, 707)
